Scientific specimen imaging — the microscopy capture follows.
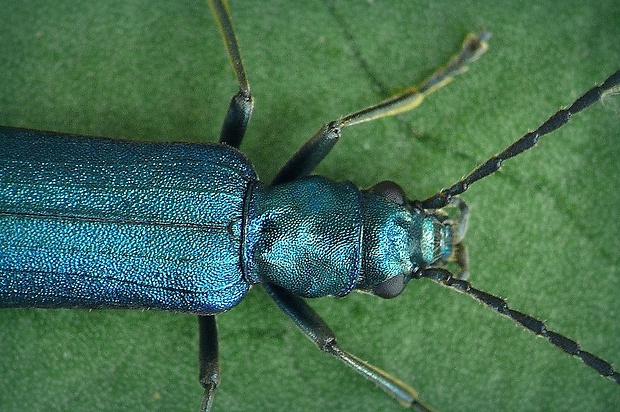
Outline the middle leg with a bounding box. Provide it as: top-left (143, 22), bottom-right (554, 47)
top-left (209, 0), bottom-right (254, 149)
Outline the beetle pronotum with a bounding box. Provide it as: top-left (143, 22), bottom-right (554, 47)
top-left (1, 1), bottom-right (618, 411)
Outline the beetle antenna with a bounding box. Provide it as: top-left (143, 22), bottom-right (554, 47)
top-left (414, 268), bottom-right (620, 385)
top-left (417, 69), bottom-right (620, 210)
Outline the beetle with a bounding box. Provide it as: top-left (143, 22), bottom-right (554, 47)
top-left (1, 0), bottom-right (620, 412)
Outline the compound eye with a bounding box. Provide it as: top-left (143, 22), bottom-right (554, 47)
top-left (367, 181), bottom-right (407, 205)
top-left (373, 274), bottom-right (405, 299)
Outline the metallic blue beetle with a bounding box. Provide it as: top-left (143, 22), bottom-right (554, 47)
top-left (0, 129), bottom-right (455, 310)
top-left (1, 1), bottom-right (618, 411)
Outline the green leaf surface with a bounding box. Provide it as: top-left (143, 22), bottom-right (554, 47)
top-left (1, 1), bottom-right (619, 411)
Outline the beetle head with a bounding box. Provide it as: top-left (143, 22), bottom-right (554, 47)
top-left (357, 181), bottom-right (465, 299)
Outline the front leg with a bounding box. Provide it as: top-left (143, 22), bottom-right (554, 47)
top-left (263, 283), bottom-right (435, 411)
top-left (272, 31), bottom-right (489, 185)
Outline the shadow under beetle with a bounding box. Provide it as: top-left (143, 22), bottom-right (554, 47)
top-left (1, 1), bottom-right (619, 411)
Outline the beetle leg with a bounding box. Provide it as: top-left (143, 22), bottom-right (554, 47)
top-left (218, 90), bottom-right (253, 149)
top-left (263, 283), bottom-right (436, 411)
top-left (272, 31), bottom-right (490, 185)
top-left (209, 0), bottom-right (254, 149)
top-left (198, 315), bottom-right (220, 412)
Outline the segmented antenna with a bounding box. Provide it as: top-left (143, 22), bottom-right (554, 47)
top-left (418, 69), bottom-right (620, 210)
top-left (415, 268), bottom-right (620, 385)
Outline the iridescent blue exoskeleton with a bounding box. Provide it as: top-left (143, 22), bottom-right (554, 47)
top-left (1, 1), bottom-right (618, 411)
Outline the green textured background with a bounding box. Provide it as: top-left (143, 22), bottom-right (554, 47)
top-left (1, 1), bottom-right (619, 411)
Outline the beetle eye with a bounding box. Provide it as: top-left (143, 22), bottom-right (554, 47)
top-left (367, 181), bottom-right (407, 205)
top-left (372, 274), bottom-right (406, 299)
